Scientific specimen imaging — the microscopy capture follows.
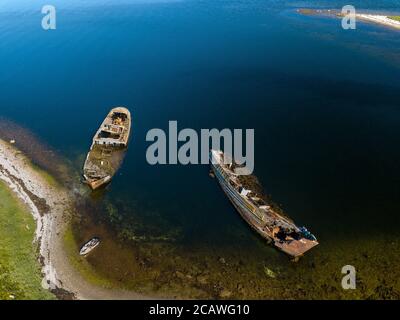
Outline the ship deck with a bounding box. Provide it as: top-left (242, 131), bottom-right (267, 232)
top-left (84, 144), bottom-right (126, 179)
top-left (274, 238), bottom-right (319, 257)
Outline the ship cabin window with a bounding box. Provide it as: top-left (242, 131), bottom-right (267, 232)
top-left (99, 130), bottom-right (120, 140)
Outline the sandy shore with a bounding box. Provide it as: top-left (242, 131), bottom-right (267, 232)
top-left (0, 139), bottom-right (155, 300)
top-left (356, 14), bottom-right (400, 30)
top-left (297, 9), bottom-right (400, 31)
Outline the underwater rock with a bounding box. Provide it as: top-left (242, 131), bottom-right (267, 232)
top-left (219, 289), bottom-right (232, 298)
top-left (196, 275), bottom-right (208, 285)
top-left (263, 266), bottom-right (276, 279)
top-left (175, 271), bottom-right (186, 280)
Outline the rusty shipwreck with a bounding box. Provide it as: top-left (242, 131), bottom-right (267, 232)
top-left (83, 107), bottom-right (131, 190)
top-left (210, 149), bottom-right (318, 258)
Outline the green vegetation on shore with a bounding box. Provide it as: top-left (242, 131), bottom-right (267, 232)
top-left (388, 16), bottom-right (400, 22)
top-left (0, 181), bottom-right (54, 300)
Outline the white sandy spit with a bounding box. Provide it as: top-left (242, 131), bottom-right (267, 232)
top-left (356, 14), bottom-right (400, 30)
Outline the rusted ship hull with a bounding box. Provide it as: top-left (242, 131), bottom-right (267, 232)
top-left (83, 107), bottom-right (131, 190)
top-left (210, 150), bottom-right (318, 258)
top-left (84, 174), bottom-right (111, 190)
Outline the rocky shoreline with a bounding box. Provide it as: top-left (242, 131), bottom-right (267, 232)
top-left (0, 139), bottom-right (74, 298)
top-left (0, 139), bottom-right (155, 300)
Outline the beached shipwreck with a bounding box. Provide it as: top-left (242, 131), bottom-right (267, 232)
top-left (210, 150), bottom-right (318, 258)
top-left (83, 107), bottom-right (131, 190)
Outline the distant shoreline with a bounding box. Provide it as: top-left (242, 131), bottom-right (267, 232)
top-left (356, 14), bottom-right (400, 30)
top-left (0, 139), bottom-right (156, 300)
top-left (297, 8), bottom-right (400, 31)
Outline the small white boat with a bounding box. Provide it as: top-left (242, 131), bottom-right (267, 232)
top-left (79, 237), bottom-right (100, 256)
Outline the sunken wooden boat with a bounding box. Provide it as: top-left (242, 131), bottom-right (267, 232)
top-left (83, 107), bottom-right (131, 190)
